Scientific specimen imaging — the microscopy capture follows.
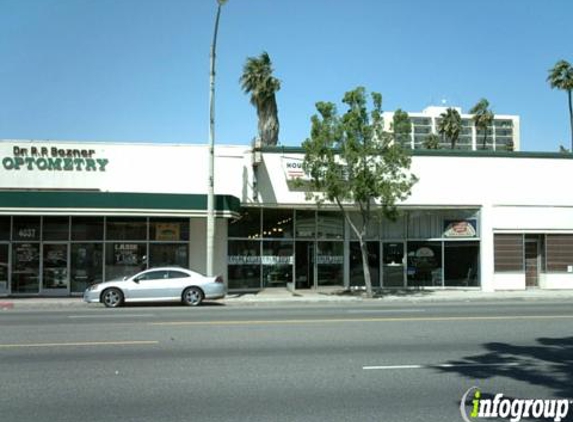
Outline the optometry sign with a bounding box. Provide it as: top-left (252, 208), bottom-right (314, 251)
top-left (2, 145), bottom-right (109, 172)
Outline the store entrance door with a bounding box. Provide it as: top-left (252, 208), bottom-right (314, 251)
top-left (525, 236), bottom-right (540, 288)
top-left (295, 241), bottom-right (314, 289)
top-left (42, 244), bottom-right (69, 296)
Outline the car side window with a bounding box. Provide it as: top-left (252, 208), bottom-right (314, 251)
top-left (168, 271), bottom-right (189, 279)
top-left (137, 271), bottom-right (168, 281)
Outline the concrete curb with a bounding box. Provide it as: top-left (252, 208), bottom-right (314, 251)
top-left (1, 290), bottom-right (572, 309)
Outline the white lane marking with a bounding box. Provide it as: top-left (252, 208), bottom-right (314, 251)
top-left (363, 362), bottom-right (520, 370)
top-left (68, 314), bottom-right (154, 319)
top-left (346, 309), bottom-right (426, 314)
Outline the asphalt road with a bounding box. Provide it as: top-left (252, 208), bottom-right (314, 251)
top-left (1, 301), bottom-right (572, 422)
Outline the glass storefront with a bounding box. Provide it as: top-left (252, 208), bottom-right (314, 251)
top-left (43, 244), bottom-right (68, 290)
top-left (105, 243), bottom-right (147, 281)
top-left (228, 240), bottom-right (261, 289)
top-left (382, 242), bottom-right (405, 287)
top-left (349, 242), bottom-right (380, 287)
top-left (407, 241), bottom-right (442, 287)
top-left (12, 243), bottom-right (40, 294)
top-left (317, 242), bottom-right (344, 286)
top-left (71, 243), bottom-right (103, 293)
top-left (444, 241), bottom-right (479, 287)
top-left (1, 216), bottom-right (190, 296)
top-left (227, 208), bottom-right (481, 290)
top-left (262, 241), bottom-right (293, 287)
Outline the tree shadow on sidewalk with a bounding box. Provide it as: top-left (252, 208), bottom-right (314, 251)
top-left (439, 336), bottom-right (573, 400)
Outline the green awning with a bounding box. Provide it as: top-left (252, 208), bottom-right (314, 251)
top-left (0, 191), bottom-right (241, 217)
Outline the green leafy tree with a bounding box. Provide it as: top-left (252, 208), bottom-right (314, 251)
top-left (240, 52), bottom-right (281, 146)
top-left (547, 60), bottom-right (573, 150)
top-left (469, 98), bottom-right (494, 150)
top-left (392, 109), bottom-right (412, 147)
top-left (301, 87), bottom-right (418, 297)
top-left (423, 133), bottom-right (440, 149)
top-left (437, 107), bottom-right (462, 149)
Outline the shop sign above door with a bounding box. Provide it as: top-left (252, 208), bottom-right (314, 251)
top-left (443, 219), bottom-right (477, 238)
top-left (1, 145), bottom-right (109, 172)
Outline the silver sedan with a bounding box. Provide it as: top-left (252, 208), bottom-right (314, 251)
top-left (83, 267), bottom-right (226, 308)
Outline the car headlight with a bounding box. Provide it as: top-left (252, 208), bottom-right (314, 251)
top-left (87, 284), bottom-right (100, 292)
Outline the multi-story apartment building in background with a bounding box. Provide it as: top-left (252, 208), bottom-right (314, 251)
top-left (383, 106), bottom-right (520, 151)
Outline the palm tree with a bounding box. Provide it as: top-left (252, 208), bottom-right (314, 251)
top-left (437, 108), bottom-right (462, 149)
top-left (469, 98), bottom-right (494, 150)
top-left (423, 133), bottom-right (440, 149)
top-left (240, 52), bottom-right (281, 146)
top-left (547, 60), bottom-right (573, 151)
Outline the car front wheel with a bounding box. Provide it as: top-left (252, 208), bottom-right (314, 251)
top-left (182, 287), bottom-right (204, 306)
top-left (102, 288), bottom-right (124, 308)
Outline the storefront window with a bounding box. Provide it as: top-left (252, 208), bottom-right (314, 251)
top-left (150, 218), bottom-right (189, 241)
top-left (149, 244), bottom-right (188, 268)
top-left (407, 242), bottom-right (442, 287)
top-left (295, 210), bottom-right (315, 238)
top-left (72, 217), bottom-right (104, 241)
top-left (317, 242), bottom-right (344, 286)
top-left (106, 217), bottom-right (147, 241)
top-left (444, 242), bottom-right (479, 287)
top-left (11, 243), bottom-right (40, 294)
top-left (71, 244), bottom-right (103, 292)
top-left (228, 208), bottom-right (261, 239)
top-left (383, 242), bottom-right (405, 287)
top-left (13, 217), bottom-right (40, 241)
top-left (105, 243), bottom-right (147, 280)
top-left (0, 217), bottom-right (10, 240)
top-left (227, 240), bottom-right (261, 289)
top-left (317, 212), bottom-right (344, 239)
top-left (43, 244), bottom-right (68, 290)
top-left (263, 209), bottom-right (293, 238)
top-left (262, 241), bottom-right (293, 287)
top-left (43, 217), bottom-right (70, 241)
top-left (349, 242), bottom-right (380, 287)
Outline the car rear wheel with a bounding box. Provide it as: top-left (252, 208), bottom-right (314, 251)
top-left (182, 287), bottom-right (203, 306)
top-left (102, 288), bottom-right (124, 308)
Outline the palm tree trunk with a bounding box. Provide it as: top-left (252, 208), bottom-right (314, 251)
top-left (257, 97), bottom-right (280, 146)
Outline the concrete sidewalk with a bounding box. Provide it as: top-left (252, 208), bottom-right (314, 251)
top-left (1, 287), bottom-right (573, 309)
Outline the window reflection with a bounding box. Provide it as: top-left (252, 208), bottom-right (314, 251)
top-left (407, 242), bottom-right (442, 287)
top-left (317, 242), bottom-right (343, 286)
top-left (262, 241), bottom-right (293, 287)
top-left (228, 240), bottom-right (261, 289)
top-left (71, 244), bottom-right (103, 292)
top-left (105, 243), bottom-right (147, 280)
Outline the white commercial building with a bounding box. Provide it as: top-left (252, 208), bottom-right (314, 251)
top-left (0, 139), bottom-right (571, 297)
